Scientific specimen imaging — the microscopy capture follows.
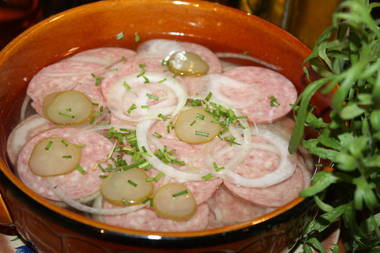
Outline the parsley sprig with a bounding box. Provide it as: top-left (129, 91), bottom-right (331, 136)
top-left (289, 1), bottom-right (380, 252)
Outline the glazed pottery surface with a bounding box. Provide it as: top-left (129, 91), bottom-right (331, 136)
top-left (0, 0), bottom-right (314, 252)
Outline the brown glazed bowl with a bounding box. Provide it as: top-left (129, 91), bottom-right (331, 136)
top-left (0, 0), bottom-right (315, 252)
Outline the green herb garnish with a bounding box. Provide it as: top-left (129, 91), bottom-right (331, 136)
top-left (91, 73), bottom-right (104, 86)
top-left (195, 131), bottom-right (209, 137)
top-left (58, 112), bottom-right (75, 119)
top-left (127, 104), bottom-right (137, 114)
top-left (269, 96), bottom-right (280, 107)
top-left (127, 179), bottom-right (138, 187)
top-left (123, 81), bottom-right (131, 90)
top-left (158, 113), bottom-right (169, 121)
top-left (289, 1), bottom-right (380, 251)
top-left (202, 173), bottom-right (214, 181)
top-left (172, 190), bottom-right (188, 198)
top-left (75, 165), bottom-right (86, 174)
top-left (44, 141), bottom-right (53, 150)
top-left (146, 93), bottom-right (159, 100)
top-left (154, 146), bottom-right (185, 166)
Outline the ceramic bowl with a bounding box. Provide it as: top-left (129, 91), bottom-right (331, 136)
top-left (0, 0), bottom-right (315, 252)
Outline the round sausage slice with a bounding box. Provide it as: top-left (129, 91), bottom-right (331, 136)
top-left (27, 47), bottom-right (136, 115)
top-left (223, 160), bottom-right (310, 208)
top-left (17, 127), bottom-right (114, 201)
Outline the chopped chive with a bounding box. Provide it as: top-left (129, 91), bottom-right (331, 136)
top-left (141, 105), bottom-right (150, 109)
top-left (44, 141), bottom-right (53, 150)
top-left (172, 190), bottom-right (188, 198)
top-left (205, 92), bottom-right (213, 101)
top-left (146, 93), bottom-right (159, 100)
top-left (190, 120), bottom-right (197, 126)
top-left (195, 131), bottom-right (209, 137)
top-left (122, 200), bottom-right (133, 205)
top-left (99, 175), bottom-right (109, 179)
top-left (134, 32), bottom-right (141, 42)
top-left (269, 96), bottom-right (280, 107)
top-left (166, 122), bottom-right (174, 133)
top-left (109, 68), bottom-right (118, 72)
top-left (223, 136), bottom-right (241, 145)
top-left (152, 132), bottom-right (162, 138)
top-left (127, 104), bottom-right (137, 114)
top-left (136, 71), bottom-right (145, 78)
top-left (137, 161), bottom-right (151, 169)
top-left (243, 51), bottom-right (250, 56)
top-left (127, 179), bottom-right (138, 187)
top-left (145, 172), bottom-right (164, 182)
top-left (61, 139), bottom-right (69, 147)
top-left (139, 63), bottom-right (146, 70)
top-left (186, 99), bottom-right (202, 107)
top-left (123, 81), bottom-right (131, 90)
top-left (62, 155), bottom-right (72, 159)
top-left (58, 112), bottom-right (75, 119)
top-left (120, 56), bottom-right (127, 62)
top-left (91, 73), bottom-right (104, 86)
top-left (116, 32), bottom-right (124, 40)
top-left (75, 165), bottom-right (87, 174)
top-left (158, 78), bottom-right (167, 83)
top-left (196, 113), bottom-right (205, 120)
top-left (143, 197), bottom-right (153, 207)
top-left (142, 75), bottom-right (150, 83)
top-left (202, 173), bottom-right (214, 181)
top-left (158, 113), bottom-right (169, 121)
top-left (213, 162), bottom-right (225, 172)
top-left (65, 108), bottom-right (72, 112)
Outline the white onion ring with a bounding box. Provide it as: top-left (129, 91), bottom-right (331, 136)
top-left (216, 52), bottom-right (281, 71)
top-left (220, 127), bottom-right (296, 188)
top-left (105, 72), bottom-right (187, 122)
top-left (206, 74), bottom-right (254, 109)
top-left (20, 96), bottom-right (31, 121)
top-left (136, 119), bottom-right (204, 182)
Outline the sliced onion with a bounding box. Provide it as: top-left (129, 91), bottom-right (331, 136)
top-left (105, 72), bottom-right (187, 122)
top-left (136, 119), bottom-right (204, 181)
top-left (20, 96), bottom-right (31, 121)
top-left (206, 74), bottom-right (254, 109)
top-left (220, 127), bottom-right (296, 188)
top-left (153, 183), bottom-right (196, 221)
top-left (49, 180), bottom-right (146, 215)
top-left (216, 52), bottom-right (281, 71)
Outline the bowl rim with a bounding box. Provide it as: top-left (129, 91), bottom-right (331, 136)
top-left (0, 0), bottom-right (312, 244)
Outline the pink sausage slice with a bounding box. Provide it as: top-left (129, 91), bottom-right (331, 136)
top-left (101, 203), bottom-right (209, 232)
top-left (201, 66), bottom-right (297, 123)
top-left (136, 39), bottom-right (222, 74)
top-left (207, 186), bottom-right (272, 228)
top-left (224, 66), bottom-right (297, 123)
top-left (17, 127), bottom-right (113, 201)
top-left (223, 160), bottom-right (311, 208)
top-left (27, 47), bottom-right (136, 114)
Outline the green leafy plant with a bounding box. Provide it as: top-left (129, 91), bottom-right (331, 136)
top-left (289, 0), bottom-right (380, 252)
